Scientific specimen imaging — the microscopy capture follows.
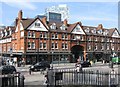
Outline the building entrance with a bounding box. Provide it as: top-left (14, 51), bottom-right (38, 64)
top-left (71, 45), bottom-right (84, 63)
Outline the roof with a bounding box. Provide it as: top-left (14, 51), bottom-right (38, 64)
top-left (82, 25), bottom-right (115, 37)
top-left (21, 18), bottom-right (34, 29)
top-left (47, 21), bottom-right (69, 33)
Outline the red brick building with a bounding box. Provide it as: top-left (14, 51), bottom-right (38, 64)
top-left (0, 10), bottom-right (120, 64)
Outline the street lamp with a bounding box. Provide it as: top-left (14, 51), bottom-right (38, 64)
top-left (0, 41), bottom-right (2, 66)
top-left (51, 52), bottom-right (53, 69)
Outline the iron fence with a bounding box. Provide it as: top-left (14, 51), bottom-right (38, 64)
top-left (47, 68), bottom-right (119, 87)
top-left (0, 72), bottom-right (25, 87)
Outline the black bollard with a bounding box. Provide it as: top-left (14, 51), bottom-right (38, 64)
top-left (29, 69), bottom-right (31, 75)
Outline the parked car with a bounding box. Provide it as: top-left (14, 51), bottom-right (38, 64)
top-left (81, 61), bottom-right (91, 67)
top-left (29, 61), bottom-right (50, 71)
top-left (0, 65), bottom-right (17, 74)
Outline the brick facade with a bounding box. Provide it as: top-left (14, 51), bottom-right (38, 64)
top-left (0, 10), bottom-right (120, 65)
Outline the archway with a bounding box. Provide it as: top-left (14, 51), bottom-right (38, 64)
top-left (71, 45), bottom-right (84, 63)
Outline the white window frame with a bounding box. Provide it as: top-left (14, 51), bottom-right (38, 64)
top-left (65, 43), bottom-right (68, 49)
top-left (28, 42), bottom-right (31, 49)
top-left (43, 42), bottom-right (47, 49)
top-left (40, 32), bottom-right (43, 38)
top-left (39, 42), bottom-right (43, 49)
top-left (31, 32), bottom-right (35, 38)
top-left (28, 31), bottom-right (31, 37)
top-left (35, 23), bottom-right (40, 28)
top-left (51, 42), bottom-right (54, 49)
top-left (55, 43), bottom-right (58, 49)
top-left (51, 34), bottom-right (55, 39)
top-left (62, 43), bottom-right (65, 49)
top-left (31, 42), bottom-right (35, 49)
top-left (55, 34), bottom-right (58, 39)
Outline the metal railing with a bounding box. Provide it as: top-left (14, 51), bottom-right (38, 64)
top-left (0, 72), bottom-right (25, 87)
top-left (47, 68), bottom-right (119, 87)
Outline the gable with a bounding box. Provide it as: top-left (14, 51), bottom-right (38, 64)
top-left (71, 24), bottom-right (85, 35)
top-left (20, 22), bottom-right (24, 31)
top-left (112, 30), bottom-right (119, 37)
top-left (27, 19), bottom-right (48, 31)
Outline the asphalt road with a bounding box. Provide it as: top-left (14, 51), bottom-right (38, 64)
top-left (16, 62), bottom-right (119, 86)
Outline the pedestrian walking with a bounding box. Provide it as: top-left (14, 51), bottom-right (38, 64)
top-left (43, 74), bottom-right (49, 86)
top-left (75, 62), bottom-right (82, 72)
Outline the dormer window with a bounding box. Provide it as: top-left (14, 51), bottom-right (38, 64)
top-left (35, 23), bottom-right (40, 28)
top-left (103, 30), bottom-right (109, 36)
top-left (60, 24), bottom-right (66, 30)
top-left (98, 29), bottom-right (102, 34)
top-left (85, 27), bottom-right (90, 33)
top-left (105, 30), bottom-right (108, 35)
top-left (93, 28), bottom-right (96, 34)
top-left (7, 31), bottom-right (9, 36)
top-left (51, 23), bottom-right (56, 29)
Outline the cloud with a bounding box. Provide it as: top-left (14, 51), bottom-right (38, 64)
top-left (1, 0), bottom-right (37, 10)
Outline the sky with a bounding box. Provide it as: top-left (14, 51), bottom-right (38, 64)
top-left (0, 0), bottom-right (119, 29)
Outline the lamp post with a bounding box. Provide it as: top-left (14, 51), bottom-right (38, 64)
top-left (0, 41), bottom-right (2, 66)
top-left (51, 51), bottom-right (53, 69)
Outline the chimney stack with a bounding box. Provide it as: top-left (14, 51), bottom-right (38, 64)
top-left (42, 17), bottom-right (47, 24)
top-left (63, 19), bottom-right (68, 26)
top-left (97, 24), bottom-right (103, 29)
top-left (18, 10), bottom-right (22, 20)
